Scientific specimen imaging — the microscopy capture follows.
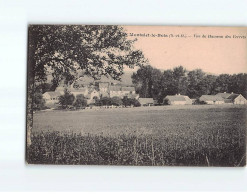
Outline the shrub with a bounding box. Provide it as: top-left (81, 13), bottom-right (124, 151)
top-left (130, 98), bottom-right (141, 107)
top-left (99, 97), bottom-right (112, 106)
top-left (122, 96), bottom-right (140, 107)
top-left (163, 98), bottom-right (169, 105)
top-left (73, 94), bottom-right (87, 109)
top-left (58, 89), bottom-right (75, 109)
top-left (111, 96), bottom-right (123, 106)
top-left (33, 92), bottom-right (46, 110)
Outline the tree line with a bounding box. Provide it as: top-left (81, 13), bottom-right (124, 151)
top-left (132, 65), bottom-right (247, 103)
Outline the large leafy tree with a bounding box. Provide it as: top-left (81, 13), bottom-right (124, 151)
top-left (156, 66), bottom-right (188, 103)
top-left (213, 74), bottom-right (231, 94)
top-left (215, 73), bottom-right (247, 97)
top-left (131, 65), bottom-right (163, 99)
top-left (186, 69), bottom-right (206, 98)
top-left (230, 74), bottom-right (247, 98)
top-left (200, 75), bottom-right (217, 95)
top-left (170, 66), bottom-right (187, 95)
top-left (27, 25), bottom-right (146, 146)
top-left (28, 25), bottom-right (146, 85)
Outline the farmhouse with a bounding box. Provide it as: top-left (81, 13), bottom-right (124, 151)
top-left (109, 86), bottom-right (136, 98)
top-left (109, 86), bottom-right (121, 97)
top-left (163, 94), bottom-right (192, 105)
top-left (97, 82), bottom-right (137, 98)
top-left (215, 92), bottom-right (247, 104)
top-left (199, 95), bottom-right (224, 104)
top-left (138, 98), bottom-right (154, 106)
top-left (43, 91), bottom-right (61, 107)
top-left (43, 80), bottom-right (138, 108)
top-left (121, 87), bottom-right (135, 94)
top-left (225, 94), bottom-right (247, 104)
top-left (69, 87), bottom-right (88, 97)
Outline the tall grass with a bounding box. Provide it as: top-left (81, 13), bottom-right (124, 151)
top-left (27, 129), bottom-right (246, 166)
top-left (28, 106), bottom-right (246, 166)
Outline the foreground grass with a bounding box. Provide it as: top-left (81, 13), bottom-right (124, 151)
top-left (28, 105), bottom-right (246, 166)
top-left (27, 129), bottom-right (246, 166)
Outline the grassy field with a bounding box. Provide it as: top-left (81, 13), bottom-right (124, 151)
top-left (27, 105), bottom-right (247, 166)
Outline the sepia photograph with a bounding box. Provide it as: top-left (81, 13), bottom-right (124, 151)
top-left (26, 25), bottom-right (247, 166)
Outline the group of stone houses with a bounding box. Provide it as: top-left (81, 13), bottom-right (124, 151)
top-left (43, 80), bottom-right (247, 108)
top-left (42, 82), bottom-right (140, 108)
top-left (163, 92), bottom-right (247, 105)
top-left (199, 92), bottom-right (247, 105)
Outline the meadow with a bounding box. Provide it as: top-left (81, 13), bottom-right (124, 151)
top-left (27, 105), bottom-right (247, 166)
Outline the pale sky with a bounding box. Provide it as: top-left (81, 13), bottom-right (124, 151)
top-left (124, 26), bottom-right (247, 75)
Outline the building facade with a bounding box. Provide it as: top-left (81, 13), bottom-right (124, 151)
top-left (199, 95), bottom-right (224, 104)
top-left (164, 94), bottom-right (192, 105)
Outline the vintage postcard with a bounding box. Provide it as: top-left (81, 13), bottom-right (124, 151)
top-left (26, 25), bottom-right (247, 166)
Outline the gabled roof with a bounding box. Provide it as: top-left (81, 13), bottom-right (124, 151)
top-left (226, 94), bottom-right (240, 101)
top-left (139, 98), bottom-right (154, 104)
top-left (43, 91), bottom-right (61, 98)
top-left (122, 87), bottom-right (135, 91)
top-left (216, 92), bottom-right (231, 99)
top-left (200, 95), bottom-right (224, 101)
top-left (164, 95), bottom-right (187, 101)
top-left (184, 96), bottom-right (192, 102)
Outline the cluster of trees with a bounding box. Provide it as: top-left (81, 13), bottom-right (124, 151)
top-left (95, 96), bottom-right (140, 107)
top-left (58, 90), bottom-right (87, 109)
top-left (132, 65), bottom-right (247, 103)
top-left (57, 90), bottom-right (141, 109)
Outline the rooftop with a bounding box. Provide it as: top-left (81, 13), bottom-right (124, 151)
top-left (226, 93), bottom-right (240, 101)
top-left (164, 95), bottom-right (188, 101)
top-left (216, 92), bottom-right (231, 99)
top-left (200, 95), bottom-right (224, 101)
top-left (43, 91), bottom-right (61, 98)
top-left (139, 98), bottom-right (154, 104)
